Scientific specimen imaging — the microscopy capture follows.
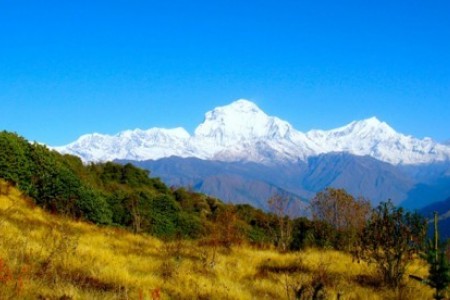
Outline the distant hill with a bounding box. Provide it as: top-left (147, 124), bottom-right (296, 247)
top-left (124, 152), bottom-right (415, 210)
top-left (420, 196), bottom-right (450, 240)
top-left (399, 162), bottom-right (450, 209)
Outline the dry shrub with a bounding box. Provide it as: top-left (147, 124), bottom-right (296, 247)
top-left (257, 258), bottom-right (309, 278)
top-left (0, 257), bottom-right (31, 298)
top-left (311, 260), bottom-right (340, 288)
top-left (353, 273), bottom-right (383, 288)
top-left (59, 267), bottom-right (122, 292)
top-left (35, 221), bottom-right (80, 291)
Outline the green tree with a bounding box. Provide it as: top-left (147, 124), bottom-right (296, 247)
top-left (0, 131), bottom-right (33, 192)
top-left (422, 212), bottom-right (450, 300)
top-left (76, 187), bottom-right (112, 225)
top-left (290, 217), bottom-right (314, 250)
top-left (148, 194), bottom-right (181, 238)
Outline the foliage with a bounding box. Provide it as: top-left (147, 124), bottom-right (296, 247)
top-left (422, 213), bottom-right (450, 300)
top-left (268, 193), bottom-right (293, 252)
top-left (76, 187), bottom-right (112, 224)
top-left (310, 188), bottom-right (371, 250)
top-left (361, 200), bottom-right (427, 288)
top-left (290, 217), bottom-right (314, 250)
top-left (0, 131), bottom-right (32, 191)
top-left (0, 187), bottom-right (435, 299)
top-left (423, 241), bottom-right (450, 299)
top-left (0, 132), bottom-right (112, 224)
top-left (0, 130), bottom-right (436, 266)
top-left (0, 132), bottom-right (212, 238)
top-left (235, 204), bottom-right (274, 246)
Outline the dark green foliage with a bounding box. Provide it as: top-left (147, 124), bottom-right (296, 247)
top-left (0, 131), bottom-right (236, 241)
top-left (106, 190), bottom-right (133, 226)
top-left (235, 204), bottom-right (274, 246)
top-left (147, 194), bottom-right (181, 238)
top-left (310, 220), bottom-right (336, 249)
top-left (361, 200), bottom-right (427, 288)
top-left (176, 212), bottom-right (203, 238)
top-left (0, 131), bottom-right (33, 191)
top-left (0, 132), bottom-right (113, 224)
top-left (76, 187), bottom-right (112, 225)
top-left (290, 217), bottom-right (314, 250)
top-left (290, 216), bottom-right (366, 251)
top-left (423, 241), bottom-right (450, 300)
top-left (421, 213), bottom-right (450, 300)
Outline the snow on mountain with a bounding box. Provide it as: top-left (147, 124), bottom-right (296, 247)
top-left (55, 99), bottom-right (450, 165)
top-left (195, 99), bottom-right (292, 141)
top-left (192, 99), bottom-right (320, 163)
top-left (55, 127), bottom-right (194, 162)
top-left (306, 117), bottom-right (450, 165)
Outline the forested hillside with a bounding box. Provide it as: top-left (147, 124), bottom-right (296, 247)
top-left (0, 131), bottom-right (307, 247)
top-left (0, 131), bottom-right (260, 241)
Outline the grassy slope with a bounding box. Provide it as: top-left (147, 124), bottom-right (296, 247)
top-left (0, 180), bottom-right (433, 299)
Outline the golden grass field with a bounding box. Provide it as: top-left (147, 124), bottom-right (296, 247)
top-left (0, 180), bottom-right (435, 299)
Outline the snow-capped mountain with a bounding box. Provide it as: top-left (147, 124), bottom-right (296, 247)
top-left (58, 128), bottom-right (194, 162)
top-left (306, 117), bottom-right (450, 165)
top-left (192, 100), bottom-right (320, 162)
top-left (55, 99), bottom-right (450, 165)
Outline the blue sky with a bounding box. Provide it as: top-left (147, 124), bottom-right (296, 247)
top-left (1, 0), bottom-right (449, 145)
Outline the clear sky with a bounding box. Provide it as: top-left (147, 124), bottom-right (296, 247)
top-left (1, 0), bottom-right (449, 145)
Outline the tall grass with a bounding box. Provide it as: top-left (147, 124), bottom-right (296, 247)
top-left (0, 180), bottom-right (433, 299)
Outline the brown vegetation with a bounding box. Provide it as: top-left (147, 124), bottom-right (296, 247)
top-left (0, 180), bottom-right (436, 299)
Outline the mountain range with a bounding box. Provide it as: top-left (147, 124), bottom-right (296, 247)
top-left (55, 99), bottom-right (450, 210)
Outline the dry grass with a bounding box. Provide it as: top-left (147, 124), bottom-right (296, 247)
top-left (0, 180), bottom-right (434, 299)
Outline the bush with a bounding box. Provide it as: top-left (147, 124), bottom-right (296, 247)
top-left (148, 195), bottom-right (181, 238)
top-left (361, 200), bottom-right (427, 288)
top-left (76, 188), bottom-right (112, 225)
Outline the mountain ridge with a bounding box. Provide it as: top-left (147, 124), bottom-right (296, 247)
top-left (124, 152), bottom-right (416, 208)
top-left (55, 99), bottom-right (450, 165)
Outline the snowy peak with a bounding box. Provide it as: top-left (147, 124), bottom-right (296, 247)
top-left (194, 99), bottom-right (296, 143)
top-left (347, 117), bottom-right (396, 135)
top-left (55, 99), bottom-right (450, 165)
top-left (317, 116), bottom-right (396, 139)
top-left (118, 127), bottom-right (191, 142)
top-left (218, 98), bottom-right (262, 114)
top-left (55, 127), bottom-right (193, 162)
top-left (307, 117), bottom-right (449, 165)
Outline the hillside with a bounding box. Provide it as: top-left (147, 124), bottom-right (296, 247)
top-left (0, 131), bottom-right (264, 240)
top-left (420, 196), bottom-right (450, 240)
top-left (128, 153), bottom-right (414, 211)
top-left (0, 180), bottom-right (433, 299)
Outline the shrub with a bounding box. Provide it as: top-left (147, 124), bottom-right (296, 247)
top-left (76, 188), bottom-right (112, 225)
top-left (361, 200), bottom-right (427, 288)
